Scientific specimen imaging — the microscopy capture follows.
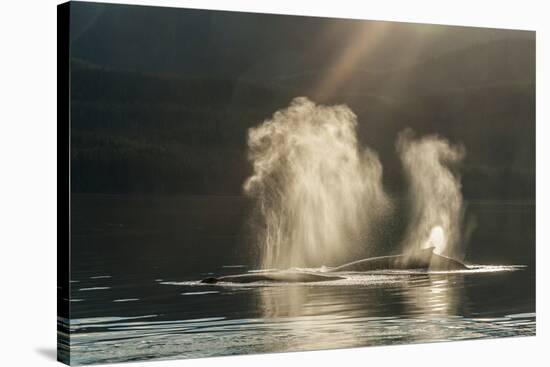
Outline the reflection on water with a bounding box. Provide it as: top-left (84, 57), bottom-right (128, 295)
top-left (61, 310), bottom-right (535, 365)
top-left (61, 197), bottom-right (535, 365)
top-left (60, 269), bottom-right (535, 365)
top-left (403, 276), bottom-right (463, 317)
top-left (257, 272), bottom-right (466, 318)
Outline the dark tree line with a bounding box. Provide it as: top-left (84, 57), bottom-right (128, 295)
top-left (70, 45), bottom-right (535, 200)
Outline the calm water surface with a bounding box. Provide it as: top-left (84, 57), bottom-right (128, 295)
top-left (59, 196), bottom-right (535, 365)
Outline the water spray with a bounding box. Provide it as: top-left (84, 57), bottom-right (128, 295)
top-left (396, 128), bottom-right (466, 259)
top-left (244, 97), bottom-right (390, 269)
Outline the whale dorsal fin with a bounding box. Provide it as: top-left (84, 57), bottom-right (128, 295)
top-left (409, 246), bottom-right (435, 263)
top-left (411, 246), bottom-right (435, 256)
top-left (422, 246), bottom-right (436, 254)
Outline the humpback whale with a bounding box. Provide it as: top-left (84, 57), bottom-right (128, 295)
top-left (329, 247), bottom-right (467, 272)
top-left (200, 272), bottom-right (344, 284)
top-left (200, 247), bottom-right (467, 284)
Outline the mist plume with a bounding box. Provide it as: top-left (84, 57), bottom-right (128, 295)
top-left (397, 128), bottom-right (466, 259)
top-left (244, 97), bottom-right (390, 269)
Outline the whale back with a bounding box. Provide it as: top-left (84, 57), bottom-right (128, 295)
top-left (330, 247), bottom-right (467, 272)
top-left (200, 249), bottom-right (468, 284)
top-left (200, 271), bottom-right (345, 284)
